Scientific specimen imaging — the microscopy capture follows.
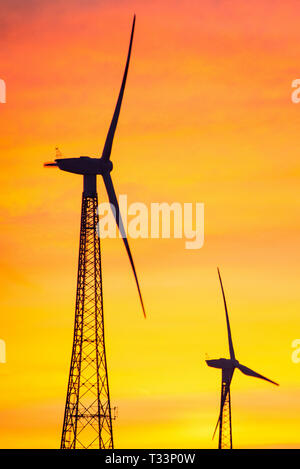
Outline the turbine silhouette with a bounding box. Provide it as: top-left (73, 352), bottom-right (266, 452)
top-left (45, 16), bottom-right (145, 449)
top-left (206, 268), bottom-right (278, 449)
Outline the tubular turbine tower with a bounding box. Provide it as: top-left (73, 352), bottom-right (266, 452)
top-left (45, 16), bottom-right (145, 449)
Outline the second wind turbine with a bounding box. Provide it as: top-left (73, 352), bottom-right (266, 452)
top-left (206, 268), bottom-right (278, 449)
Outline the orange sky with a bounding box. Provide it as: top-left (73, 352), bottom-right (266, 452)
top-left (0, 0), bottom-right (300, 448)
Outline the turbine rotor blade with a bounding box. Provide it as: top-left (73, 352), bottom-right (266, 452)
top-left (102, 172), bottom-right (146, 318)
top-left (217, 268), bottom-right (235, 360)
top-left (101, 15), bottom-right (136, 161)
top-left (237, 363), bottom-right (279, 386)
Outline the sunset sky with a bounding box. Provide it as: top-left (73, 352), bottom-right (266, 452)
top-left (0, 0), bottom-right (300, 448)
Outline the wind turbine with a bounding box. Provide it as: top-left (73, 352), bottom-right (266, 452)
top-left (206, 268), bottom-right (278, 449)
top-left (45, 15), bottom-right (145, 449)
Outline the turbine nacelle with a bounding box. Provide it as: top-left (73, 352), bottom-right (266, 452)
top-left (206, 358), bottom-right (239, 370)
top-left (44, 157), bottom-right (113, 176)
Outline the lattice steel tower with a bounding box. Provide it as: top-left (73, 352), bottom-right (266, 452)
top-left (60, 191), bottom-right (113, 448)
top-left (218, 369), bottom-right (232, 449)
top-left (45, 16), bottom-right (146, 449)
